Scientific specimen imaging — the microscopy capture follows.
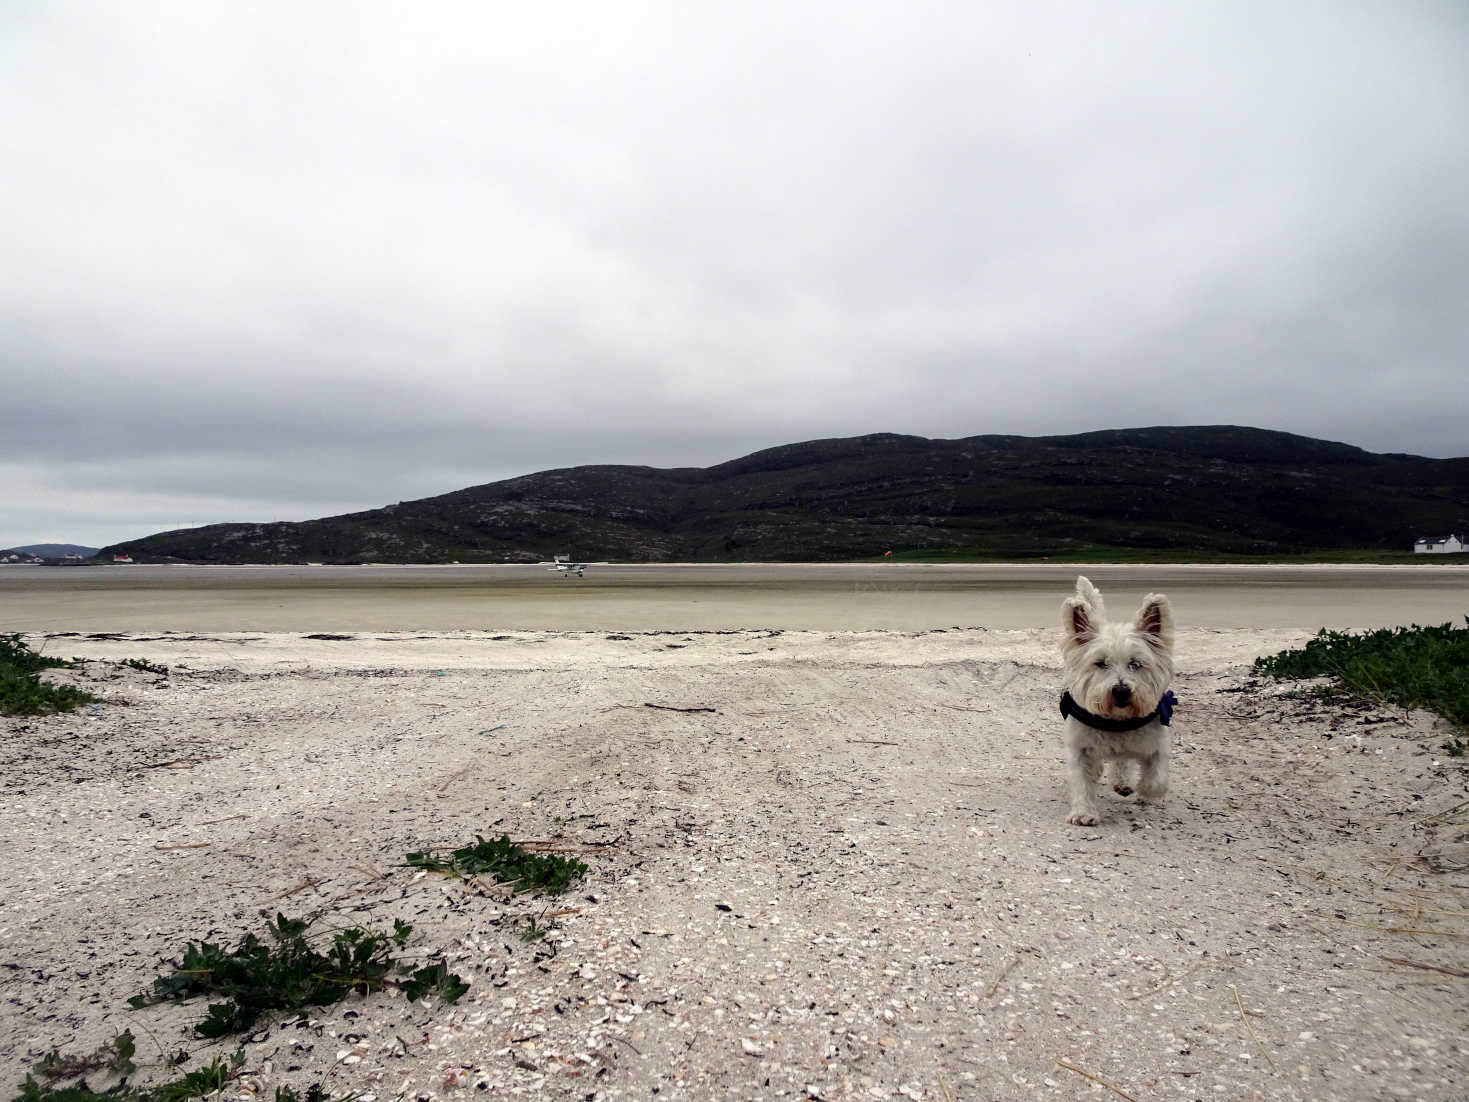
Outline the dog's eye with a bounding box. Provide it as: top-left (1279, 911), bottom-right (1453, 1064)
top-left (1094, 659), bottom-right (1109, 669)
top-left (1127, 659), bottom-right (1142, 671)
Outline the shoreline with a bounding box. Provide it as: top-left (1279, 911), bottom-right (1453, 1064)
top-left (4, 563), bottom-right (1466, 635)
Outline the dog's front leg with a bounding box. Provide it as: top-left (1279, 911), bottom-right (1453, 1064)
top-left (1136, 740), bottom-right (1170, 802)
top-left (1065, 742), bottom-right (1103, 825)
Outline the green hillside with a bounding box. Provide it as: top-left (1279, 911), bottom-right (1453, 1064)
top-left (99, 426), bottom-right (1469, 563)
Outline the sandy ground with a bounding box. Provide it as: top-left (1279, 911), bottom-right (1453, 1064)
top-left (4, 623), bottom-right (1468, 1102)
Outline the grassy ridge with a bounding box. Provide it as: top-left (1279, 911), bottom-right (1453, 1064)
top-left (1254, 620), bottom-right (1469, 748)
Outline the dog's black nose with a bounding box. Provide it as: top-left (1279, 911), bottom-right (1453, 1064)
top-left (1111, 684), bottom-right (1132, 706)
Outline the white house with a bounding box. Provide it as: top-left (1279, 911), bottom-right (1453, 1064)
top-left (1414, 533), bottom-right (1466, 554)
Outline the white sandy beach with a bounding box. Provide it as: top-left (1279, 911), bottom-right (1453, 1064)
top-left (4, 570), bottom-right (1469, 1100)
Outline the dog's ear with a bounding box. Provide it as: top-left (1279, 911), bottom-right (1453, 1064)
top-left (1074, 576), bottom-right (1107, 620)
top-left (1133, 593), bottom-right (1174, 650)
top-left (1062, 596), bottom-right (1096, 644)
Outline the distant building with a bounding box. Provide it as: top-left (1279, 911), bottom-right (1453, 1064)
top-left (113, 554), bottom-right (134, 563)
top-left (1414, 533), bottom-right (1466, 554)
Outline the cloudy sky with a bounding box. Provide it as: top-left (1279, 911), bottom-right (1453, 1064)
top-left (3, 2), bottom-right (1467, 549)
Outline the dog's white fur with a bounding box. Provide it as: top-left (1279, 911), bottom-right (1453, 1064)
top-left (1060, 576), bottom-right (1175, 825)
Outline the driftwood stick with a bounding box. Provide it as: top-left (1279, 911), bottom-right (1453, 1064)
top-left (1380, 955), bottom-right (1469, 978)
top-left (141, 756), bottom-right (221, 770)
top-left (609, 1034), bottom-right (642, 1056)
top-left (986, 954), bottom-right (1023, 998)
top-left (644, 703), bottom-right (717, 713)
top-left (1232, 985), bottom-right (1276, 1070)
top-left (1054, 1059), bottom-right (1140, 1102)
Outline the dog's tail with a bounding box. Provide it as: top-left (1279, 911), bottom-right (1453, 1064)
top-left (1074, 575), bottom-right (1107, 619)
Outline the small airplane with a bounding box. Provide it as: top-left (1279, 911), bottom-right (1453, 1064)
top-left (544, 555), bottom-right (590, 578)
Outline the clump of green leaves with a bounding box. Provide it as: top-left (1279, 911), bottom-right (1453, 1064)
top-left (14, 1046), bottom-right (241, 1102)
top-left (1255, 620), bottom-right (1469, 744)
top-left (0, 634), bottom-right (96, 716)
top-left (405, 834), bottom-right (587, 894)
top-left (128, 913), bottom-right (465, 1038)
top-left (121, 658), bottom-right (168, 676)
top-left (399, 960), bottom-right (470, 1003)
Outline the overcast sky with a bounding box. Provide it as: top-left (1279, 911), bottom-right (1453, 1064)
top-left (3, 2), bottom-right (1467, 549)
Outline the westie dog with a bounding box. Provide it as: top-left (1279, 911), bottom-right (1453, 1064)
top-left (1059, 576), bottom-right (1176, 825)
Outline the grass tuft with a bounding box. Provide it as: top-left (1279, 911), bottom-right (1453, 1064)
top-left (405, 834), bottom-right (587, 894)
top-left (0, 634), bottom-right (97, 716)
top-left (1254, 620), bottom-right (1469, 750)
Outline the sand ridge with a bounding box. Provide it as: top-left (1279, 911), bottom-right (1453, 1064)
top-left (4, 628), bottom-right (1468, 1101)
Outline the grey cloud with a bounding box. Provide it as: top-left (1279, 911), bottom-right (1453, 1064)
top-left (2, 2), bottom-right (1466, 548)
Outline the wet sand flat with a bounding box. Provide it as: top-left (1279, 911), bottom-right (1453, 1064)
top-left (3, 561), bottom-right (1467, 632)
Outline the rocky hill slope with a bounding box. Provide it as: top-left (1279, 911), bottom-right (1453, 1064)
top-left (99, 426), bottom-right (1469, 562)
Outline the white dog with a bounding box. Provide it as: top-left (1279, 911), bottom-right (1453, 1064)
top-left (1059, 576), bottom-right (1176, 825)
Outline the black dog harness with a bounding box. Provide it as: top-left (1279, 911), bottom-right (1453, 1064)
top-left (1060, 689), bottom-right (1176, 732)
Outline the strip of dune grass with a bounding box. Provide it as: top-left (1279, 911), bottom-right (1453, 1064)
top-left (1254, 620), bottom-right (1469, 752)
top-left (0, 634), bottom-right (97, 716)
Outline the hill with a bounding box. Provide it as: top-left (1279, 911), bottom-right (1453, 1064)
top-left (3, 544), bottom-right (99, 559)
top-left (98, 426), bottom-right (1469, 563)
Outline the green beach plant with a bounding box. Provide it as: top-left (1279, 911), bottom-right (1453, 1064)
top-left (404, 834), bottom-right (587, 894)
top-left (14, 1045), bottom-right (241, 1102)
top-left (128, 913), bottom-right (466, 1039)
top-left (0, 634), bottom-right (97, 716)
top-left (1254, 620), bottom-right (1469, 752)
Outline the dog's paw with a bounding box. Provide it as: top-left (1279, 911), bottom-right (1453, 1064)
top-left (1067, 809), bottom-right (1102, 826)
top-left (1112, 784), bottom-right (1134, 797)
top-left (1136, 776), bottom-right (1168, 802)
